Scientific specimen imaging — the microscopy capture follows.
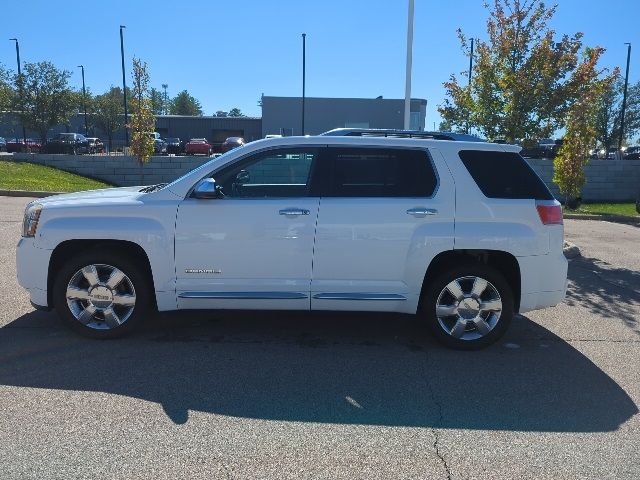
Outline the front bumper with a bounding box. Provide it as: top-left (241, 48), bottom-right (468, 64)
top-left (16, 237), bottom-right (53, 309)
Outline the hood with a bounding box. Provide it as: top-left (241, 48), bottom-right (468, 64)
top-left (35, 186), bottom-right (146, 208)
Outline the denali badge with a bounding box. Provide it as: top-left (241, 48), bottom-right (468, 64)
top-left (185, 268), bottom-right (222, 274)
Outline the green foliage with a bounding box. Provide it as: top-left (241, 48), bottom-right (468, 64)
top-left (0, 64), bottom-right (13, 112)
top-left (595, 77), bottom-right (640, 149)
top-left (149, 87), bottom-right (164, 115)
top-left (553, 48), bottom-right (616, 198)
top-left (169, 90), bottom-right (203, 116)
top-left (94, 87), bottom-right (125, 151)
top-left (12, 61), bottom-right (77, 143)
top-left (228, 107), bottom-right (245, 117)
top-left (128, 58), bottom-right (155, 169)
top-left (439, 0), bottom-right (602, 142)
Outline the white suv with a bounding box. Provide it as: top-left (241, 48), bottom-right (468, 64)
top-left (16, 134), bottom-right (567, 349)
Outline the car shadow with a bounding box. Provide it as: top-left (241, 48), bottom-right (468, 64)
top-left (0, 309), bottom-right (636, 431)
top-left (566, 256), bottom-right (640, 334)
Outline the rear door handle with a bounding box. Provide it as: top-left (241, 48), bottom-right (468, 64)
top-left (406, 207), bottom-right (438, 217)
top-left (279, 208), bottom-right (310, 216)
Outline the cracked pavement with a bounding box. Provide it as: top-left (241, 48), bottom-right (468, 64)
top-left (0, 196), bottom-right (638, 479)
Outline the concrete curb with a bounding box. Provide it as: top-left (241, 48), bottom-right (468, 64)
top-left (0, 189), bottom-right (64, 198)
top-left (564, 213), bottom-right (640, 226)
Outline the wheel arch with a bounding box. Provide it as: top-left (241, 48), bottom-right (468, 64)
top-left (47, 239), bottom-right (157, 309)
top-left (420, 249), bottom-right (521, 312)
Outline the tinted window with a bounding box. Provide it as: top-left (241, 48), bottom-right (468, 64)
top-left (214, 148), bottom-right (317, 198)
top-left (325, 148), bottom-right (437, 197)
top-left (459, 150), bottom-right (553, 200)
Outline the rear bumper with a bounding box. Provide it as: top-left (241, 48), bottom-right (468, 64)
top-left (16, 237), bottom-right (53, 309)
top-left (517, 251), bottom-right (568, 313)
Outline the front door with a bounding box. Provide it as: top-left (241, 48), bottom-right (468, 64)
top-left (175, 147), bottom-right (320, 310)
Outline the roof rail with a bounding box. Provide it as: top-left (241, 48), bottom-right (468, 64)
top-left (319, 128), bottom-right (485, 142)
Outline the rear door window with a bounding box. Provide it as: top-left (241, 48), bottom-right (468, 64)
top-left (323, 147), bottom-right (437, 197)
top-left (458, 150), bottom-right (554, 200)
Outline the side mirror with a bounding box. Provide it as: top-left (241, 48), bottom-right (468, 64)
top-left (192, 178), bottom-right (221, 199)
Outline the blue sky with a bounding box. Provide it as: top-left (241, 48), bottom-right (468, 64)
top-left (2, 0), bottom-right (638, 128)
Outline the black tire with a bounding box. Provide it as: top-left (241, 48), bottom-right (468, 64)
top-left (420, 263), bottom-right (514, 350)
top-left (52, 249), bottom-right (154, 339)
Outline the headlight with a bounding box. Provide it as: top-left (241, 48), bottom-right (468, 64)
top-left (22, 203), bottom-right (43, 237)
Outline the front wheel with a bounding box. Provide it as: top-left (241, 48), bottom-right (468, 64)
top-left (420, 264), bottom-right (514, 350)
top-left (53, 250), bottom-right (154, 338)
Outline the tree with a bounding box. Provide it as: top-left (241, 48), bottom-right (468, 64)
top-left (0, 64), bottom-right (13, 112)
top-left (12, 61), bottom-right (77, 143)
top-left (553, 48), bottom-right (616, 201)
top-left (228, 108), bottom-right (245, 117)
top-left (439, 0), bottom-right (603, 142)
top-left (595, 77), bottom-right (640, 151)
top-left (94, 87), bottom-right (125, 152)
top-left (169, 90), bottom-right (202, 116)
top-left (128, 58), bottom-right (155, 183)
top-left (150, 87), bottom-right (164, 115)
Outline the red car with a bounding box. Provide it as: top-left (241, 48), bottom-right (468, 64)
top-left (185, 138), bottom-right (212, 156)
top-left (6, 138), bottom-right (42, 153)
top-left (220, 136), bottom-right (246, 153)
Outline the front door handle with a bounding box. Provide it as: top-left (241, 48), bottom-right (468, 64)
top-left (406, 207), bottom-right (438, 217)
top-left (279, 208), bottom-right (310, 216)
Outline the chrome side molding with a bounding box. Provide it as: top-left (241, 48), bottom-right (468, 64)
top-left (178, 291), bottom-right (309, 300)
top-left (312, 293), bottom-right (407, 301)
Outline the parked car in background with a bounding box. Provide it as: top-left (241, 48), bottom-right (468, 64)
top-left (220, 136), bottom-right (246, 153)
top-left (623, 146), bottom-right (640, 159)
top-left (7, 138), bottom-right (42, 153)
top-left (520, 138), bottom-right (561, 159)
top-left (145, 132), bottom-right (167, 155)
top-left (44, 133), bottom-right (89, 154)
top-left (86, 137), bottom-right (105, 154)
top-left (185, 138), bottom-right (212, 156)
top-left (0, 137), bottom-right (6, 152)
top-left (166, 137), bottom-right (182, 155)
top-left (606, 147), bottom-right (622, 159)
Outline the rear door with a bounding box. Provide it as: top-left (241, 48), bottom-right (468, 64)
top-left (310, 146), bottom-right (455, 314)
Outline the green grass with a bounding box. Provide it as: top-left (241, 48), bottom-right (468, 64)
top-left (0, 161), bottom-right (111, 193)
top-left (564, 203), bottom-right (639, 218)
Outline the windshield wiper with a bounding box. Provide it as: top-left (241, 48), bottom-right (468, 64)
top-left (139, 183), bottom-right (167, 193)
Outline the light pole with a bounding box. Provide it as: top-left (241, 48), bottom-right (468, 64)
top-left (77, 65), bottom-right (88, 135)
top-left (301, 33), bottom-right (306, 135)
top-left (404, 0), bottom-right (415, 130)
top-left (619, 43), bottom-right (632, 151)
top-left (161, 83), bottom-right (168, 115)
top-left (467, 38), bottom-right (474, 134)
top-left (9, 38), bottom-right (27, 149)
top-left (119, 25), bottom-right (129, 147)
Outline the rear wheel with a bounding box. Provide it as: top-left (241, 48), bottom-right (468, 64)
top-left (53, 250), bottom-right (154, 338)
top-left (420, 264), bottom-right (514, 350)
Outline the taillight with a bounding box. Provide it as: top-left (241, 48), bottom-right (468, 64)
top-left (536, 201), bottom-right (563, 225)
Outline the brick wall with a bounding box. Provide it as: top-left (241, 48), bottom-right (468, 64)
top-left (525, 158), bottom-right (640, 202)
top-left (12, 153), bottom-right (212, 187)
top-left (10, 153), bottom-right (640, 201)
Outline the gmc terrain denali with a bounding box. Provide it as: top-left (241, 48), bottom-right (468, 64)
top-left (16, 132), bottom-right (568, 349)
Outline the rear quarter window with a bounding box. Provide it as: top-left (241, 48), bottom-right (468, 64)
top-left (458, 150), bottom-right (554, 200)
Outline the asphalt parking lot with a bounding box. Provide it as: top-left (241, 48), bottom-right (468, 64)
top-left (0, 196), bottom-right (638, 479)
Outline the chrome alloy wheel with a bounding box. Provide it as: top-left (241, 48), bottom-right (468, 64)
top-left (65, 264), bottom-right (136, 330)
top-left (435, 276), bottom-right (502, 341)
